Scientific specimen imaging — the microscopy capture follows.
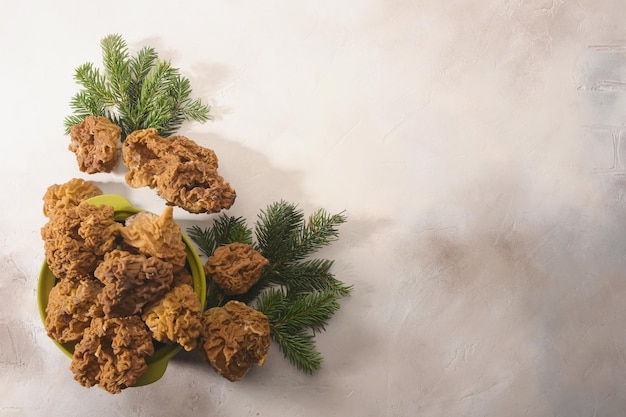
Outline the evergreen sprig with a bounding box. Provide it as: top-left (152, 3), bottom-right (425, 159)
top-left (187, 215), bottom-right (253, 258)
top-left (187, 201), bottom-right (351, 374)
top-left (255, 201), bottom-right (347, 267)
top-left (256, 288), bottom-right (340, 373)
top-left (64, 34), bottom-right (210, 138)
top-left (258, 288), bottom-right (340, 334)
top-left (274, 259), bottom-right (352, 296)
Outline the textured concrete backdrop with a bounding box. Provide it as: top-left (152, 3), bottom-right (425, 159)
top-left (2, 1), bottom-right (626, 416)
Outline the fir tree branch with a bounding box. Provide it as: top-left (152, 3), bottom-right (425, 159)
top-left (272, 331), bottom-right (323, 374)
top-left (255, 287), bottom-right (286, 317)
top-left (67, 91), bottom-right (105, 120)
top-left (254, 201), bottom-right (347, 266)
top-left (257, 288), bottom-right (340, 373)
top-left (292, 209), bottom-right (347, 262)
top-left (265, 289), bottom-right (340, 334)
top-left (161, 74), bottom-right (191, 136)
top-left (257, 289), bottom-right (323, 373)
top-left (135, 59), bottom-right (177, 132)
top-left (100, 34), bottom-right (131, 105)
top-left (64, 34), bottom-right (210, 138)
top-left (170, 78), bottom-right (211, 132)
top-left (182, 97), bottom-right (211, 122)
top-left (64, 114), bottom-right (88, 130)
top-left (275, 259), bottom-right (353, 297)
top-left (127, 46), bottom-right (158, 108)
top-left (186, 225), bottom-right (214, 258)
top-left (254, 201), bottom-right (305, 264)
top-left (73, 63), bottom-right (113, 104)
top-left (187, 215), bottom-right (253, 258)
top-left (129, 47), bottom-right (159, 87)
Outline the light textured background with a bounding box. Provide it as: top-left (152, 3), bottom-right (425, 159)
top-left (2, 1), bottom-right (626, 416)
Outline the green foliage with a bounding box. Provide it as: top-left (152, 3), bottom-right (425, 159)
top-left (259, 288), bottom-right (340, 334)
top-left (271, 332), bottom-right (323, 374)
top-left (255, 201), bottom-right (347, 265)
top-left (257, 288), bottom-right (342, 373)
top-left (254, 201), bottom-right (306, 264)
top-left (187, 201), bottom-right (351, 374)
top-left (187, 215), bottom-right (253, 258)
top-left (273, 259), bottom-right (352, 296)
top-left (256, 288), bottom-right (341, 374)
top-left (64, 34), bottom-right (210, 138)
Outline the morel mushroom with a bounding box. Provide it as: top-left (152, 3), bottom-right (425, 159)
top-left (142, 284), bottom-right (203, 351)
top-left (69, 115), bottom-right (121, 174)
top-left (198, 301), bottom-right (270, 381)
top-left (204, 243), bottom-right (269, 295)
top-left (70, 316), bottom-right (154, 394)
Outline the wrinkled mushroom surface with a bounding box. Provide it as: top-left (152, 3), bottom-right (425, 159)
top-left (69, 115), bottom-right (121, 174)
top-left (204, 243), bottom-right (268, 295)
top-left (198, 300), bottom-right (270, 381)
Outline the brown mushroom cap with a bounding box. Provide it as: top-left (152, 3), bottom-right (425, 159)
top-left (70, 316), bottom-right (154, 394)
top-left (94, 249), bottom-right (174, 318)
top-left (122, 128), bottom-right (236, 213)
top-left (42, 178), bottom-right (103, 218)
top-left (142, 284), bottom-right (203, 351)
top-left (69, 115), bottom-right (121, 174)
top-left (204, 243), bottom-right (269, 295)
top-left (198, 300), bottom-right (271, 381)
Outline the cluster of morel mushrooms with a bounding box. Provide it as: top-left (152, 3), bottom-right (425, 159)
top-left (42, 116), bottom-right (270, 393)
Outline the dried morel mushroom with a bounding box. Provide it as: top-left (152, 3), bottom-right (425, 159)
top-left (41, 202), bottom-right (122, 280)
top-left (142, 284), bottom-right (203, 351)
top-left (44, 278), bottom-right (104, 343)
top-left (204, 243), bottom-right (269, 295)
top-left (172, 268), bottom-right (194, 287)
top-left (198, 300), bottom-right (270, 381)
top-left (122, 128), bottom-right (236, 214)
top-left (69, 115), bottom-right (121, 174)
top-left (70, 316), bottom-right (154, 394)
top-left (120, 206), bottom-right (187, 272)
top-left (94, 249), bottom-right (174, 318)
top-left (42, 178), bottom-right (103, 218)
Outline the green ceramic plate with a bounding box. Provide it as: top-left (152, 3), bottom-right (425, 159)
top-left (37, 194), bottom-right (206, 386)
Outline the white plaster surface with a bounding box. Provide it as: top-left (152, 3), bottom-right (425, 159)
top-left (2, 1), bottom-right (626, 415)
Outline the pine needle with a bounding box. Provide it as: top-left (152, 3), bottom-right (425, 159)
top-left (64, 33), bottom-right (210, 138)
top-left (187, 215), bottom-right (252, 258)
top-left (254, 201), bottom-right (305, 264)
top-left (276, 259), bottom-right (353, 297)
top-left (272, 332), bottom-right (323, 374)
top-left (270, 289), bottom-right (340, 334)
top-left (254, 201), bottom-right (347, 266)
top-left (293, 209), bottom-right (347, 262)
top-left (256, 288), bottom-right (339, 373)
